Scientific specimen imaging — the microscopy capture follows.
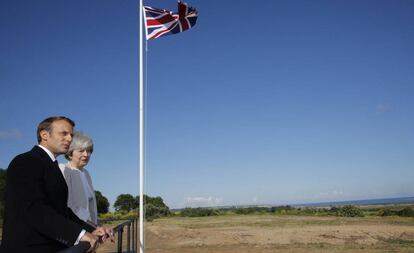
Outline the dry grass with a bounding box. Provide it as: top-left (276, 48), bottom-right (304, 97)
top-left (96, 214), bottom-right (414, 252)
top-left (141, 215), bottom-right (413, 253)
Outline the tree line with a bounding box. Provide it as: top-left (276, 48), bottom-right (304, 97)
top-left (1, 168), bottom-right (413, 222)
top-left (0, 168), bottom-right (170, 222)
top-left (175, 204), bottom-right (414, 218)
top-left (110, 194), bottom-right (171, 221)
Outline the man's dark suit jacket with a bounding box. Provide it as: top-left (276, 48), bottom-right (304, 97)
top-left (0, 146), bottom-right (95, 253)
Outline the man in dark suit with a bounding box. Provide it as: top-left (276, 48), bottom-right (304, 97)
top-left (0, 116), bottom-right (109, 253)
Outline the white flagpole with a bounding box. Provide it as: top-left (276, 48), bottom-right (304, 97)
top-left (139, 0), bottom-right (145, 252)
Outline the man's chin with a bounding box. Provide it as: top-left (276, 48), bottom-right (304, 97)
top-left (57, 148), bottom-right (69, 155)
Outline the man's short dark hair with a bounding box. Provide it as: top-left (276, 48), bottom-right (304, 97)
top-left (37, 116), bottom-right (75, 143)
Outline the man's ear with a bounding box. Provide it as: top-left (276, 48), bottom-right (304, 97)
top-left (39, 130), bottom-right (50, 142)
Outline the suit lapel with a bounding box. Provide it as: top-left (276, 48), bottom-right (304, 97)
top-left (31, 146), bottom-right (69, 206)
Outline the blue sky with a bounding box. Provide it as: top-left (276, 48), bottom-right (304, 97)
top-left (1, 0), bottom-right (413, 209)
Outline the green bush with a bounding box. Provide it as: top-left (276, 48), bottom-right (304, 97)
top-left (112, 194), bottom-right (171, 221)
top-left (95, 190), bottom-right (110, 214)
top-left (336, 205), bottom-right (364, 217)
top-left (145, 203), bottom-right (171, 221)
top-left (270, 205), bottom-right (293, 214)
top-left (114, 194), bottom-right (135, 213)
top-left (135, 195), bottom-right (171, 221)
top-left (397, 207), bottom-right (414, 217)
top-left (234, 207), bottom-right (256, 215)
top-left (99, 212), bottom-right (124, 220)
top-left (180, 207), bottom-right (219, 217)
top-left (99, 211), bottom-right (138, 221)
top-left (378, 209), bottom-right (395, 216)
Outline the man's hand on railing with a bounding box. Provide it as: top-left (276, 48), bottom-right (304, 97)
top-left (93, 225), bottom-right (115, 243)
top-left (80, 232), bottom-right (99, 252)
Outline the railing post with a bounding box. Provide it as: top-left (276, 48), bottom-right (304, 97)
top-left (118, 227), bottom-right (123, 253)
top-left (139, 218), bottom-right (141, 253)
top-left (132, 219), bottom-right (135, 253)
top-left (127, 222), bottom-right (131, 253)
top-left (98, 218), bottom-right (139, 253)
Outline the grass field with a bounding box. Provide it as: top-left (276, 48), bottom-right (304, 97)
top-left (98, 214), bottom-right (414, 253)
top-left (2, 207), bottom-right (414, 252)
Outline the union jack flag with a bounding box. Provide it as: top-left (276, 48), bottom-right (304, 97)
top-left (143, 1), bottom-right (198, 40)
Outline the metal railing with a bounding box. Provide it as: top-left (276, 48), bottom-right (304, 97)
top-left (57, 218), bottom-right (138, 253)
top-left (1, 218), bottom-right (139, 253)
top-left (101, 218), bottom-right (138, 253)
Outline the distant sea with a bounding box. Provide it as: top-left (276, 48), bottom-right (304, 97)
top-left (292, 196), bottom-right (414, 207)
top-left (173, 197), bottom-right (414, 211)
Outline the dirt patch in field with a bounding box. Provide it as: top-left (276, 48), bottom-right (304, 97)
top-left (99, 215), bottom-right (414, 253)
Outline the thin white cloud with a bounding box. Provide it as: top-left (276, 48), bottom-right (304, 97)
top-left (376, 104), bottom-right (391, 114)
top-left (185, 196), bottom-right (223, 207)
top-left (0, 129), bottom-right (22, 140)
top-left (313, 190), bottom-right (345, 201)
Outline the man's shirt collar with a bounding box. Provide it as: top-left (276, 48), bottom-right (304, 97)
top-left (38, 145), bottom-right (56, 162)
